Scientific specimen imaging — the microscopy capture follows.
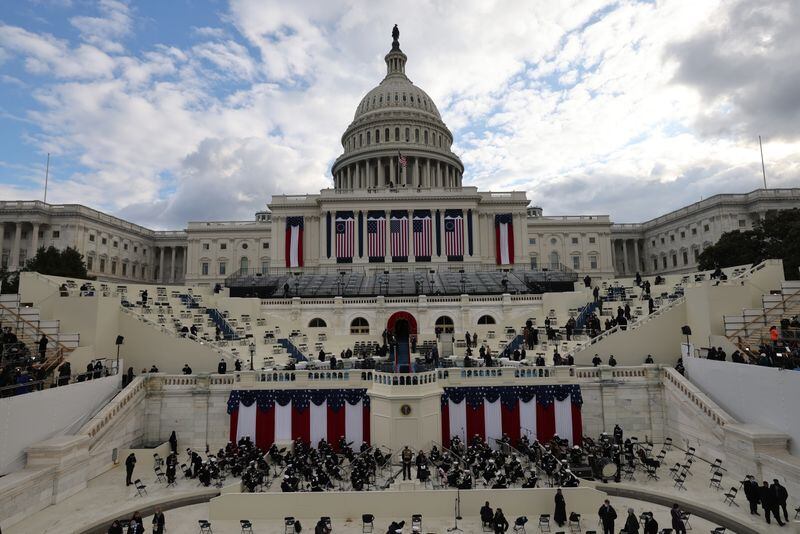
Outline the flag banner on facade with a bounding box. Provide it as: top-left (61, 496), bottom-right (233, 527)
top-left (435, 209), bottom-right (441, 256)
top-left (444, 209), bottom-right (464, 261)
top-left (467, 209), bottom-right (474, 257)
top-left (285, 216), bottom-right (304, 268)
top-left (367, 211), bottom-right (386, 262)
top-left (390, 210), bottom-right (409, 261)
top-left (495, 213), bottom-right (515, 265)
top-left (398, 152), bottom-right (407, 168)
top-left (440, 385), bottom-right (583, 448)
top-left (357, 211), bottom-right (364, 258)
top-left (335, 211), bottom-right (355, 263)
top-left (413, 209), bottom-right (433, 261)
top-left (228, 389), bottom-right (371, 450)
top-left (326, 211), bottom-right (332, 259)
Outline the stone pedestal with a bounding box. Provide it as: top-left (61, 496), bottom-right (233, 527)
top-left (25, 435), bottom-right (92, 503)
top-left (723, 423), bottom-right (790, 480)
top-left (369, 372), bottom-right (443, 451)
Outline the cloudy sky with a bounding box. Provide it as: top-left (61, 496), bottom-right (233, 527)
top-left (0, 0), bottom-right (798, 228)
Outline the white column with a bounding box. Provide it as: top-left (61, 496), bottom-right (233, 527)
top-left (406, 211), bottom-right (413, 261)
top-left (319, 215), bottom-right (327, 262)
top-left (621, 239), bottom-right (628, 275)
top-left (0, 224), bottom-right (5, 267)
top-left (30, 223), bottom-right (40, 256)
top-left (633, 240), bottom-right (640, 274)
top-left (389, 158), bottom-right (396, 187)
top-left (425, 158), bottom-right (431, 188)
top-left (377, 157), bottom-right (384, 188)
top-left (10, 223), bottom-right (21, 270)
top-left (413, 158), bottom-right (420, 188)
top-left (385, 210), bottom-right (391, 260)
top-left (170, 247), bottom-right (176, 283)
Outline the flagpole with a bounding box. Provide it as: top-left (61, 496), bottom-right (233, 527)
top-left (43, 153), bottom-right (50, 203)
top-left (758, 135), bottom-right (767, 189)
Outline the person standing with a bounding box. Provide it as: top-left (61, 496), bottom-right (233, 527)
top-left (165, 451), bottom-right (177, 484)
top-left (554, 488), bottom-right (567, 527)
top-left (168, 430), bottom-right (177, 454)
top-left (126, 511), bottom-right (144, 534)
top-left (465, 331), bottom-right (471, 348)
top-left (772, 479), bottom-right (789, 523)
top-left (492, 508), bottom-right (509, 534)
top-left (670, 503), bottom-right (686, 534)
top-left (743, 475), bottom-right (760, 515)
top-left (38, 334), bottom-right (48, 361)
top-left (598, 499), bottom-right (617, 534)
top-left (760, 480), bottom-right (785, 526)
top-left (401, 446), bottom-right (413, 480)
top-left (125, 453), bottom-right (137, 486)
top-left (217, 358), bottom-right (227, 374)
top-left (151, 507), bottom-right (166, 534)
top-left (623, 508), bottom-right (639, 533)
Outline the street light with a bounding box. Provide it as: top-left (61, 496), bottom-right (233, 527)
top-left (249, 342), bottom-right (256, 371)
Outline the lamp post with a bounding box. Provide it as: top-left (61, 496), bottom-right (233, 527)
top-left (249, 342), bottom-right (256, 371)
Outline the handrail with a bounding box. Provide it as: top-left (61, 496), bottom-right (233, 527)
top-left (726, 286), bottom-right (800, 341)
top-left (0, 302), bottom-right (74, 353)
top-left (662, 367), bottom-right (736, 427)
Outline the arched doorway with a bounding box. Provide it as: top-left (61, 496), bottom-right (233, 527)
top-left (387, 311), bottom-right (417, 372)
top-left (387, 311), bottom-right (417, 337)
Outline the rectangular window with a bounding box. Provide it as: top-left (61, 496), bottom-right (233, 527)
top-left (572, 255), bottom-right (580, 269)
top-left (589, 255), bottom-right (598, 269)
top-left (87, 257), bottom-right (93, 271)
top-left (99, 258), bottom-right (105, 272)
top-left (219, 262), bottom-right (226, 275)
top-left (102, 237), bottom-right (107, 245)
top-left (261, 262), bottom-right (269, 273)
top-left (653, 258), bottom-right (658, 271)
top-left (530, 256), bottom-right (538, 270)
top-left (694, 248), bottom-right (700, 261)
top-left (122, 263), bottom-right (127, 276)
top-left (111, 261), bottom-right (117, 274)
top-left (262, 242), bottom-right (269, 249)
top-left (134, 246), bottom-right (138, 253)
top-left (201, 262), bottom-right (209, 276)
top-left (738, 219), bottom-right (746, 227)
top-left (143, 249), bottom-right (147, 256)
top-left (528, 238), bottom-right (536, 245)
top-left (680, 231), bottom-right (685, 239)
top-left (52, 230), bottom-right (60, 238)
top-left (203, 243), bottom-right (210, 250)
top-left (651, 240), bottom-right (655, 247)
top-left (132, 265), bottom-right (137, 277)
top-left (220, 243), bottom-right (227, 250)
top-left (692, 228), bottom-right (697, 235)
top-left (123, 243), bottom-right (128, 250)
top-left (672, 255), bottom-right (677, 267)
top-left (704, 224), bottom-right (709, 232)
top-left (571, 237), bottom-right (579, 245)
top-left (89, 234), bottom-right (95, 242)
top-left (682, 251), bottom-right (688, 265)
top-left (660, 237), bottom-right (665, 244)
top-left (113, 241), bottom-right (118, 248)
top-left (670, 235), bottom-right (675, 242)
top-left (589, 237), bottom-right (596, 244)
top-left (662, 256), bottom-right (667, 269)
top-left (38, 231), bottom-right (44, 238)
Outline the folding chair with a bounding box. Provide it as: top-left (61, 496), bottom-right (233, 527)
top-left (361, 513), bottom-right (374, 533)
top-left (681, 512), bottom-right (692, 530)
top-left (723, 487), bottom-right (738, 506)
top-left (622, 464), bottom-right (635, 481)
top-left (709, 471), bottom-right (722, 490)
top-left (412, 514), bottom-right (423, 533)
top-left (199, 520), bottom-right (213, 533)
top-left (154, 466), bottom-right (166, 484)
top-left (284, 516), bottom-right (295, 534)
top-left (240, 519), bottom-right (254, 534)
top-left (568, 513), bottom-right (581, 533)
top-left (663, 437), bottom-right (673, 451)
top-left (674, 474), bottom-right (687, 491)
top-left (669, 463), bottom-right (681, 480)
top-left (709, 458), bottom-right (722, 473)
top-left (795, 506), bottom-right (800, 520)
top-left (133, 479), bottom-right (147, 497)
top-left (538, 513), bottom-right (551, 532)
top-left (710, 528), bottom-right (725, 534)
top-left (513, 516), bottom-right (528, 533)
top-left (656, 449), bottom-right (666, 463)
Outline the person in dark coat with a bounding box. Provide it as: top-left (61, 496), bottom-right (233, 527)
top-left (107, 520), bottom-right (123, 534)
top-left (760, 480), bottom-right (785, 525)
top-left (613, 424), bottom-right (623, 444)
top-left (743, 475), bottom-right (760, 515)
top-left (168, 430), bottom-right (177, 454)
top-left (125, 453), bottom-right (136, 486)
top-left (598, 500), bottom-right (617, 534)
top-left (623, 508), bottom-right (639, 533)
top-left (165, 451), bottom-right (177, 484)
top-left (492, 508), bottom-right (509, 534)
top-left (554, 488), bottom-right (567, 526)
top-left (772, 479), bottom-right (789, 522)
top-left (670, 503), bottom-right (686, 534)
top-left (126, 511), bottom-right (144, 534)
top-left (217, 358), bottom-right (227, 374)
top-left (152, 507), bottom-right (166, 534)
top-left (643, 514), bottom-right (658, 534)
top-left (480, 501), bottom-right (494, 528)
top-left (38, 334), bottom-right (48, 361)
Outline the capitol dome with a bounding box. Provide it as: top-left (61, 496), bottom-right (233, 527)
top-left (331, 27), bottom-right (464, 191)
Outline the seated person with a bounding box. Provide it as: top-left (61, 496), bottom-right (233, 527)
top-left (481, 501), bottom-right (494, 526)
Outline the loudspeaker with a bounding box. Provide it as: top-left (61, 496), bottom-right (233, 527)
top-left (115, 335), bottom-right (125, 345)
top-left (680, 326), bottom-right (692, 336)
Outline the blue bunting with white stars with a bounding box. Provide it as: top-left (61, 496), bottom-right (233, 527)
top-left (227, 389), bottom-right (370, 414)
top-left (441, 385), bottom-right (582, 409)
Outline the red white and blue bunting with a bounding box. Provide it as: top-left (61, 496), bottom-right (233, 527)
top-left (441, 385), bottom-right (583, 448)
top-left (227, 389), bottom-right (370, 450)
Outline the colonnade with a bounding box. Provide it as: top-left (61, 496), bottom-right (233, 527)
top-left (333, 156), bottom-right (462, 190)
top-left (154, 245), bottom-right (188, 284)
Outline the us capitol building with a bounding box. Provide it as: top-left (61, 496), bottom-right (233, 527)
top-left (1, 30), bottom-right (799, 286)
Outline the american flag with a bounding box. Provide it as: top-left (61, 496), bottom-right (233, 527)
top-left (335, 213), bottom-right (354, 262)
top-left (367, 213), bottom-right (386, 260)
top-left (398, 152), bottom-right (407, 168)
top-left (413, 211), bottom-right (432, 259)
top-left (390, 212), bottom-right (408, 259)
top-left (445, 211), bottom-right (464, 259)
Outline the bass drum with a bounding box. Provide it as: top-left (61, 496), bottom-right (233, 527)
top-left (598, 457), bottom-right (618, 479)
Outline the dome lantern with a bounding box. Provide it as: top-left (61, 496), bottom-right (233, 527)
top-left (385, 24), bottom-right (407, 77)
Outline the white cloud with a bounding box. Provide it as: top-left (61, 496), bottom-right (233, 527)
top-left (0, 0), bottom-right (798, 229)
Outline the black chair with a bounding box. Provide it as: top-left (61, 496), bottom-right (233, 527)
top-left (284, 516), bottom-right (295, 534)
top-left (723, 487), bottom-right (738, 506)
top-left (362, 513), bottom-right (374, 533)
top-left (199, 520), bottom-right (213, 533)
top-left (154, 466), bottom-right (166, 484)
top-left (681, 511), bottom-right (692, 530)
top-left (133, 479), bottom-right (147, 497)
top-left (710, 528), bottom-right (725, 534)
top-left (709, 471), bottom-right (722, 490)
top-left (794, 506), bottom-right (800, 520)
top-left (568, 513), bottom-right (581, 533)
top-left (538, 514), bottom-right (551, 532)
top-left (674, 474), bottom-right (687, 491)
top-left (663, 437), bottom-right (673, 451)
top-left (513, 516), bottom-right (528, 533)
top-left (412, 514), bottom-right (422, 532)
top-left (240, 519), bottom-right (254, 534)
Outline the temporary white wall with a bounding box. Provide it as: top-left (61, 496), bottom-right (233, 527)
top-left (685, 357), bottom-right (800, 455)
top-left (0, 373), bottom-right (121, 475)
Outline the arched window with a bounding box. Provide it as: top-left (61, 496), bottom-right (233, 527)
top-left (309, 318), bottom-right (327, 328)
top-left (359, 133), bottom-right (362, 147)
top-left (375, 129), bottom-right (380, 143)
top-left (239, 257), bottom-right (249, 273)
top-left (424, 131), bottom-right (428, 145)
top-left (477, 315), bottom-right (496, 325)
top-left (435, 316), bottom-right (455, 333)
top-left (350, 317), bottom-right (369, 335)
top-left (385, 128), bottom-right (390, 142)
top-left (395, 127), bottom-right (400, 141)
top-left (549, 251), bottom-right (560, 269)
top-left (415, 129), bottom-right (419, 143)
top-left (366, 131), bottom-right (371, 145)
